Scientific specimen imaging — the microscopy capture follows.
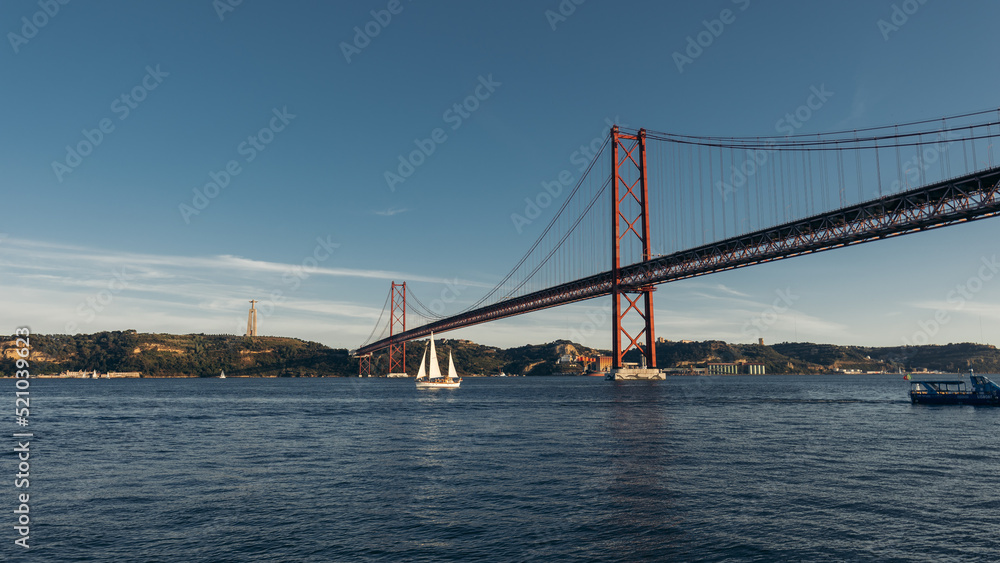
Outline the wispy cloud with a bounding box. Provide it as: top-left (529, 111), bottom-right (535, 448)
top-left (835, 86), bottom-right (870, 129)
top-left (0, 237), bottom-right (492, 345)
top-left (375, 207), bottom-right (408, 216)
top-left (713, 283), bottom-right (750, 298)
top-left (0, 237), bottom-right (487, 287)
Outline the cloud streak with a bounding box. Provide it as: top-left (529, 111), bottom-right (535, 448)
top-left (0, 237), bottom-right (491, 346)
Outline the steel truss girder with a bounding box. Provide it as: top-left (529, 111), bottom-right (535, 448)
top-left (356, 167), bottom-right (1000, 355)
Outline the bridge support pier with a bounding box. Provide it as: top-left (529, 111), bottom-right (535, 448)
top-left (611, 126), bottom-right (657, 373)
top-left (608, 368), bottom-right (666, 380)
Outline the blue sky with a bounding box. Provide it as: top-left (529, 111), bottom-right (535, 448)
top-left (3, 0), bottom-right (1000, 350)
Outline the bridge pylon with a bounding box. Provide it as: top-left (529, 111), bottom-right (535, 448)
top-left (611, 126), bottom-right (657, 372)
top-left (388, 281), bottom-right (407, 376)
top-left (358, 353), bottom-right (373, 377)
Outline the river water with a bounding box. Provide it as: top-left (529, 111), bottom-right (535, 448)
top-left (10, 375), bottom-right (1000, 561)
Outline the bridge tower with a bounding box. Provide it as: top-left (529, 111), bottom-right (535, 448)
top-left (358, 353), bottom-right (373, 377)
top-left (610, 126), bottom-right (657, 371)
top-left (388, 281), bottom-right (407, 376)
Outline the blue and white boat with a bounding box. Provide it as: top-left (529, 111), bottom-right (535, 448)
top-left (909, 371), bottom-right (1000, 405)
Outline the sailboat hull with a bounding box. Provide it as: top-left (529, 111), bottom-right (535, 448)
top-left (415, 379), bottom-right (461, 389)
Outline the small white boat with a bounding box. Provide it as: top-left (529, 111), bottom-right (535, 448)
top-left (219, 370), bottom-right (226, 379)
top-left (415, 333), bottom-right (461, 389)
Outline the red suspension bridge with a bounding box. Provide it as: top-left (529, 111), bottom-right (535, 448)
top-left (355, 110), bottom-right (1000, 377)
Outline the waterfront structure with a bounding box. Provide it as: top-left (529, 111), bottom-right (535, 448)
top-left (55, 370), bottom-right (142, 378)
top-left (707, 362), bottom-right (766, 375)
top-left (107, 371), bottom-right (142, 378)
top-left (707, 363), bottom-right (739, 375)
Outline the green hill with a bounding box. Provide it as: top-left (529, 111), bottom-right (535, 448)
top-left (0, 331), bottom-right (351, 378)
top-left (3, 331), bottom-right (998, 377)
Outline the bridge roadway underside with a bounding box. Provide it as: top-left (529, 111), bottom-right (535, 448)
top-left (356, 167), bottom-right (1000, 356)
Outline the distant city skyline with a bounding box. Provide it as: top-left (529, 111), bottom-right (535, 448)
top-left (3, 0), bottom-right (1000, 350)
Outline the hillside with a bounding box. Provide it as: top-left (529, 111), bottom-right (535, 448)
top-left (623, 340), bottom-right (1000, 374)
top-left (3, 331), bottom-right (998, 377)
top-left (0, 331), bottom-right (351, 378)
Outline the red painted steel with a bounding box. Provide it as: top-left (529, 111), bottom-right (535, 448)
top-left (611, 127), bottom-right (656, 369)
top-left (388, 281), bottom-right (406, 374)
top-left (359, 353), bottom-right (373, 377)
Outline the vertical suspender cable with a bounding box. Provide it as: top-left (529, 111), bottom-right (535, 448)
top-left (874, 137), bottom-right (883, 197)
top-left (895, 125), bottom-right (903, 193)
top-left (970, 125), bottom-right (977, 172)
top-left (943, 118), bottom-right (952, 179)
top-left (855, 132), bottom-right (863, 202)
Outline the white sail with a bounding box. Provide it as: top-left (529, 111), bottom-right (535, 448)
top-left (447, 351), bottom-right (457, 380)
top-left (428, 335), bottom-right (442, 379)
top-left (415, 348), bottom-right (427, 380)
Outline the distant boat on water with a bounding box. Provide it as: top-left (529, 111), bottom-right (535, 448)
top-left (414, 334), bottom-right (461, 389)
top-left (219, 370), bottom-right (226, 379)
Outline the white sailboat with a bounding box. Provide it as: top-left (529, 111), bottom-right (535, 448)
top-left (219, 370), bottom-right (226, 379)
top-left (414, 333), bottom-right (461, 388)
